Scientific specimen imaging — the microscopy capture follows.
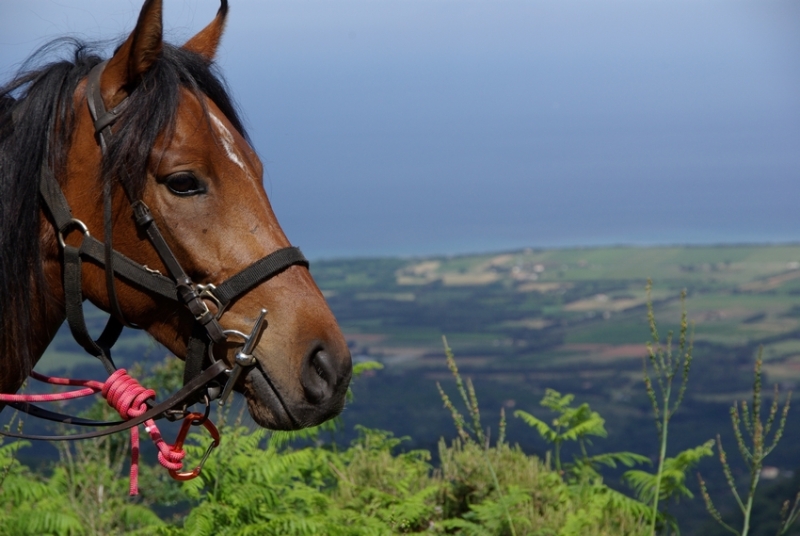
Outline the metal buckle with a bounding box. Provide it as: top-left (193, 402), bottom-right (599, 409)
top-left (168, 412), bottom-right (220, 482)
top-left (218, 309), bottom-right (268, 406)
top-left (57, 218), bottom-right (90, 248)
top-left (197, 283), bottom-right (225, 319)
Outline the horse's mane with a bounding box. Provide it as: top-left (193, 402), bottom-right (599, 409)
top-left (0, 38), bottom-right (248, 386)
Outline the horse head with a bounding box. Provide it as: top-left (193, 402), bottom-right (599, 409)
top-left (7, 0), bottom-right (352, 429)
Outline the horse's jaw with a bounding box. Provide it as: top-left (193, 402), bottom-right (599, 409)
top-left (241, 367), bottom-right (297, 430)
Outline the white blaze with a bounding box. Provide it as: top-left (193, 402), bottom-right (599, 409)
top-left (210, 113), bottom-right (246, 172)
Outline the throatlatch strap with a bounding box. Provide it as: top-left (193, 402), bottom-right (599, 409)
top-left (103, 177), bottom-right (132, 327)
top-left (86, 60), bottom-right (134, 328)
top-left (39, 129), bottom-right (120, 374)
top-left (63, 243), bottom-right (118, 374)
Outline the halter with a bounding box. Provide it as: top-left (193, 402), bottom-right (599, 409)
top-left (2, 60), bottom-right (307, 450)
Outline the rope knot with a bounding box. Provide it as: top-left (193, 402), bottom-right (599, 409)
top-left (100, 369), bottom-right (184, 495)
top-left (102, 369), bottom-right (156, 419)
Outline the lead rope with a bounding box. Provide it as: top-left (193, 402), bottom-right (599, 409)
top-left (0, 370), bottom-right (187, 495)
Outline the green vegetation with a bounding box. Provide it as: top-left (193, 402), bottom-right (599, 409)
top-left (0, 354), bottom-right (654, 535)
top-left (2, 333), bottom-right (796, 534)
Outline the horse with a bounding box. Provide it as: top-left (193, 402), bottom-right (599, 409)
top-left (0, 0), bottom-right (352, 432)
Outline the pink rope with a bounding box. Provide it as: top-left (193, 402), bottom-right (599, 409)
top-left (0, 368), bottom-right (186, 495)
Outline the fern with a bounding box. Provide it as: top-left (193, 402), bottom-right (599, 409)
top-left (515, 389), bottom-right (612, 473)
top-left (624, 439), bottom-right (714, 504)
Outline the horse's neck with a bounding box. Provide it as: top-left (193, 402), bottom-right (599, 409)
top-left (3, 230), bottom-right (69, 393)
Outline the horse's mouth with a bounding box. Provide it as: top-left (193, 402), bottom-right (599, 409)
top-left (242, 366), bottom-right (298, 430)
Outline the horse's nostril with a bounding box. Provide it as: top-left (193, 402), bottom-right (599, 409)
top-left (310, 350), bottom-right (334, 384)
top-left (302, 350), bottom-right (326, 403)
top-left (313, 357), bottom-right (326, 380)
top-left (302, 348), bottom-right (347, 405)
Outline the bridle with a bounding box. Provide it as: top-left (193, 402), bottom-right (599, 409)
top-left (2, 60), bottom-right (308, 440)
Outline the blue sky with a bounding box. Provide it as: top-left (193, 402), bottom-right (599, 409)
top-left (2, 0), bottom-right (799, 258)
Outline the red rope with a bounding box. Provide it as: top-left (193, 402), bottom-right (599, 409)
top-left (0, 369), bottom-right (186, 495)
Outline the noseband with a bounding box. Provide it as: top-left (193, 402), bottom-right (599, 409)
top-left (3, 60), bottom-right (308, 440)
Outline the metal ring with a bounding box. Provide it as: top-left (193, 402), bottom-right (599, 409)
top-left (222, 329), bottom-right (249, 342)
top-left (205, 329), bottom-right (245, 367)
top-left (57, 218), bottom-right (90, 248)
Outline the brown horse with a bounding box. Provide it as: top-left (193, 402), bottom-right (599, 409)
top-left (0, 0), bottom-right (351, 430)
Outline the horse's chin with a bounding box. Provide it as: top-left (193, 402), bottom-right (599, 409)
top-left (242, 368), bottom-right (298, 430)
top-left (239, 365), bottom-right (349, 430)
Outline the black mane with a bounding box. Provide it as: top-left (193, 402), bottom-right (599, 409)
top-left (0, 38), bottom-right (247, 385)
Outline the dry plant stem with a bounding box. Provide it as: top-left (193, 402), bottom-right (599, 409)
top-left (698, 349), bottom-right (793, 536)
top-left (439, 335), bottom-right (516, 536)
top-left (779, 493), bottom-right (800, 535)
top-left (650, 377), bottom-right (671, 534)
top-left (442, 336), bottom-right (486, 445)
top-left (498, 407), bottom-right (507, 447)
top-left (698, 472), bottom-right (739, 535)
top-left (437, 382), bottom-right (470, 443)
top-left (644, 281), bottom-right (693, 535)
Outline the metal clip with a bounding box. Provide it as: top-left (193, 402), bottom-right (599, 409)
top-left (218, 309), bottom-right (268, 406)
top-left (168, 412), bottom-right (220, 482)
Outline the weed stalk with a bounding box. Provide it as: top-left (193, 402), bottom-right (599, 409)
top-left (438, 335), bottom-right (516, 536)
top-left (698, 349), bottom-right (793, 536)
top-left (644, 281), bottom-right (694, 534)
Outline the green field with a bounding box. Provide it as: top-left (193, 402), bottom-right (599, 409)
top-left (310, 245), bottom-right (800, 372)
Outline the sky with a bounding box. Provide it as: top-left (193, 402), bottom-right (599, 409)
top-left (1, 0), bottom-right (799, 259)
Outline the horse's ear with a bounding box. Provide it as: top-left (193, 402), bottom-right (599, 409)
top-left (182, 0), bottom-right (229, 61)
top-left (100, 0), bottom-right (163, 106)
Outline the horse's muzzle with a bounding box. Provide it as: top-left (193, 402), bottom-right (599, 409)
top-left (245, 345), bottom-right (352, 430)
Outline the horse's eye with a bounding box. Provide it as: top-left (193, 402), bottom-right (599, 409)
top-left (164, 173), bottom-right (205, 196)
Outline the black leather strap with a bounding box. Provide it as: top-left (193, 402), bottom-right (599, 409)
top-left (38, 157), bottom-right (73, 231)
top-left (8, 402), bottom-right (124, 427)
top-left (62, 243), bottom-right (118, 374)
top-left (130, 201), bottom-right (227, 344)
top-left (86, 61), bottom-right (129, 153)
top-left (182, 324), bottom-right (214, 401)
top-left (78, 236), bottom-right (178, 300)
top-left (213, 247), bottom-right (308, 307)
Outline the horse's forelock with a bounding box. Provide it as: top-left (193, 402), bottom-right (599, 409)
top-left (102, 44), bottom-right (247, 200)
